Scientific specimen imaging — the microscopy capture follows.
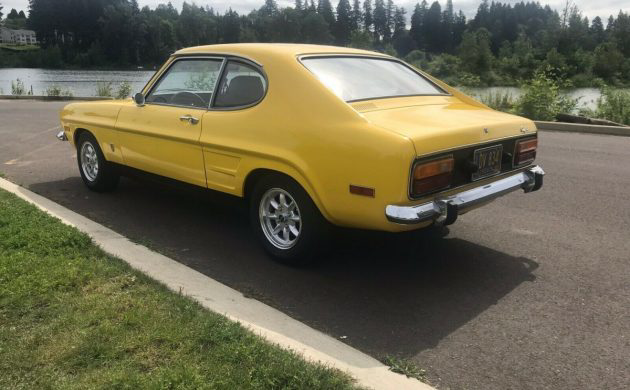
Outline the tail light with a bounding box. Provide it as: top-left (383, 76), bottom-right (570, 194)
top-left (514, 138), bottom-right (538, 166)
top-left (411, 156), bottom-right (454, 197)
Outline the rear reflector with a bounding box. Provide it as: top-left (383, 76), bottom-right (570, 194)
top-left (411, 156), bottom-right (454, 197)
top-left (515, 138), bottom-right (538, 166)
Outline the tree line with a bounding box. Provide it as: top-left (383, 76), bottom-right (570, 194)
top-left (2, 0), bottom-right (630, 87)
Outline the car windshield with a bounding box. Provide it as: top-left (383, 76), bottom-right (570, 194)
top-left (301, 56), bottom-right (446, 102)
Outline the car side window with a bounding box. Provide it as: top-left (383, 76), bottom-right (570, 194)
top-left (146, 58), bottom-right (223, 109)
top-left (213, 61), bottom-right (266, 108)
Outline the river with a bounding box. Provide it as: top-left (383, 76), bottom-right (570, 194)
top-left (0, 68), bottom-right (609, 110)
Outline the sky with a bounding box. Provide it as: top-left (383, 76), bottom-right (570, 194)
top-left (1, 0), bottom-right (628, 22)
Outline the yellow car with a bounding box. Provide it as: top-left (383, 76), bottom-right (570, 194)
top-left (59, 43), bottom-right (544, 264)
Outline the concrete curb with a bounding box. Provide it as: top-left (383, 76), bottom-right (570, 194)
top-left (535, 121), bottom-right (630, 137)
top-left (0, 177), bottom-right (433, 390)
top-left (0, 95), bottom-right (114, 101)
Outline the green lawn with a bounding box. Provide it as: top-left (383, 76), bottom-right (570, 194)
top-left (0, 44), bottom-right (40, 52)
top-left (0, 189), bottom-right (359, 389)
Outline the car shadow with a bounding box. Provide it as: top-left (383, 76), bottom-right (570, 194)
top-left (29, 176), bottom-right (538, 360)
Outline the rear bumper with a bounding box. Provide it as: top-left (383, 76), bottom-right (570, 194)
top-left (385, 165), bottom-right (544, 225)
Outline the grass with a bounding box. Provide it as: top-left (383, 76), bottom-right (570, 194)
top-left (0, 44), bottom-right (40, 52)
top-left (0, 189), bottom-right (359, 389)
top-left (382, 356), bottom-right (427, 382)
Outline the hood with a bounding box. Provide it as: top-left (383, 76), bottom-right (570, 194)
top-left (356, 96), bottom-right (536, 156)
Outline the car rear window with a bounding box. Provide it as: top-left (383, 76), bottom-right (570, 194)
top-left (301, 56), bottom-right (446, 102)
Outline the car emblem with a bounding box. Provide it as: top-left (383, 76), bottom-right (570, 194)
top-left (520, 127), bottom-right (528, 133)
top-left (483, 128), bottom-right (489, 134)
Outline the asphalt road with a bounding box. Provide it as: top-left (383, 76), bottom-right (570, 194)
top-left (1, 100), bottom-right (628, 390)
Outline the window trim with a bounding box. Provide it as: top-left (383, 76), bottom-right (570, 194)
top-left (298, 54), bottom-right (450, 103)
top-left (209, 58), bottom-right (269, 111)
top-left (143, 56), bottom-right (226, 111)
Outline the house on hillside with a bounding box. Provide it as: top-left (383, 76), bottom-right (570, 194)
top-left (0, 27), bottom-right (38, 45)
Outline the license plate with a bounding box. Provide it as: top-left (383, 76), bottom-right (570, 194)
top-left (472, 144), bottom-right (503, 181)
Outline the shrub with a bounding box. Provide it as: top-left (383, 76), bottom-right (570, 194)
top-left (590, 87), bottom-right (630, 125)
top-left (512, 67), bottom-right (578, 121)
top-left (480, 90), bottom-right (515, 112)
top-left (45, 85), bottom-right (73, 97)
top-left (95, 82), bottom-right (113, 97)
top-left (116, 82), bottom-right (132, 99)
top-left (11, 79), bottom-right (25, 95)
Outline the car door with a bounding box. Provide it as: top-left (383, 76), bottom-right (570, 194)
top-left (199, 59), bottom-right (268, 194)
top-left (116, 57), bottom-right (224, 187)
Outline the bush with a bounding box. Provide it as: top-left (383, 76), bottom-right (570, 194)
top-left (512, 67), bottom-right (578, 121)
top-left (95, 82), bottom-right (113, 97)
top-left (45, 85), bottom-right (73, 97)
top-left (116, 82), bottom-right (132, 99)
top-left (480, 90), bottom-right (515, 112)
top-left (590, 87), bottom-right (630, 125)
top-left (11, 79), bottom-right (25, 96)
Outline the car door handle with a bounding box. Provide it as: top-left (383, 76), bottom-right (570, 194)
top-left (179, 115), bottom-right (199, 125)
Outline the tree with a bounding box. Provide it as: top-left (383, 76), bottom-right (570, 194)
top-left (301, 10), bottom-right (333, 43)
top-left (458, 28), bottom-right (493, 76)
top-left (350, 0), bottom-right (362, 32)
top-left (410, 1), bottom-right (428, 50)
top-left (0, 4), bottom-right (4, 20)
top-left (362, 0), bottom-right (372, 33)
top-left (423, 1), bottom-right (442, 53)
top-left (334, 0), bottom-right (352, 45)
top-left (372, 0), bottom-right (387, 43)
top-left (317, 0), bottom-right (335, 26)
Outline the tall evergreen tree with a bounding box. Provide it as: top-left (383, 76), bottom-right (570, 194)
top-left (362, 0), bottom-right (373, 32)
top-left (424, 1), bottom-right (442, 52)
top-left (334, 0), bottom-right (352, 45)
top-left (317, 0), bottom-right (335, 26)
top-left (410, 1), bottom-right (428, 50)
top-left (351, 0), bottom-right (362, 32)
top-left (373, 0), bottom-right (387, 42)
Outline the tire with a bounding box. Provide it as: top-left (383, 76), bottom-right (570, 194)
top-left (250, 174), bottom-right (329, 266)
top-left (76, 132), bottom-right (119, 192)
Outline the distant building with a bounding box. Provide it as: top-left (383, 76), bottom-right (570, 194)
top-left (0, 27), bottom-right (38, 45)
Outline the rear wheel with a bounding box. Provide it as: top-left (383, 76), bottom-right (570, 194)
top-left (77, 132), bottom-right (119, 192)
top-left (250, 175), bottom-right (328, 265)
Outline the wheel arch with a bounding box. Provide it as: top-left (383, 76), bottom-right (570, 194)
top-left (242, 168), bottom-right (334, 224)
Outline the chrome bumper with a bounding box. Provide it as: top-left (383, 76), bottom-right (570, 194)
top-left (56, 130), bottom-right (68, 141)
top-left (386, 165), bottom-right (545, 225)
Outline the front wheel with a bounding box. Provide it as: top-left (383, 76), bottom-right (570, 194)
top-left (77, 132), bottom-right (119, 192)
top-left (250, 175), bottom-right (329, 266)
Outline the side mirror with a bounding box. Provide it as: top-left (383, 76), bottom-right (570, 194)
top-left (133, 92), bottom-right (145, 107)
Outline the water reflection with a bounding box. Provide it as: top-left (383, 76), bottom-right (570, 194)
top-left (0, 68), bottom-right (155, 96)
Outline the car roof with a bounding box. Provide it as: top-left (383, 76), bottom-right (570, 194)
top-left (173, 43), bottom-right (390, 61)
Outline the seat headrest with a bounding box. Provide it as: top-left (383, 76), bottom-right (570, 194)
top-left (215, 75), bottom-right (264, 107)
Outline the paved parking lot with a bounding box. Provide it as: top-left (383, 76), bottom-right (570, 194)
top-left (1, 100), bottom-right (628, 390)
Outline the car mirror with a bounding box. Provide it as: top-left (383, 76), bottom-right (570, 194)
top-left (133, 92), bottom-right (145, 107)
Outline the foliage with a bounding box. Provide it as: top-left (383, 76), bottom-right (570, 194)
top-left (512, 67), bottom-right (578, 121)
top-left (582, 87), bottom-right (630, 125)
top-left (0, 189), bottom-right (359, 389)
top-left (383, 355), bottom-right (427, 381)
top-left (116, 81), bottom-right (132, 99)
top-left (9, 1), bottom-right (630, 88)
top-left (11, 79), bottom-right (25, 96)
top-left (45, 85), bottom-right (74, 97)
top-left (95, 82), bottom-right (114, 98)
top-left (480, 90), bottom-right (515, 111)
top-left (185, 73), bottom-right (217, 91)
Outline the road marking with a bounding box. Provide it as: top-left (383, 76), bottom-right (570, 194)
top-left (0, 177), bottom-right (434, 390)
top-left (3, 141), bottom-right (58, 165)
